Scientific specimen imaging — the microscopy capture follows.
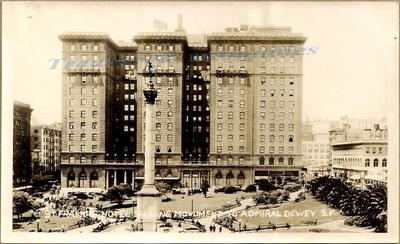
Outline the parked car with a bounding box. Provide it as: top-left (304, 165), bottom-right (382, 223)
top-left (224, 186), bottom-right (238, 194)
top-left (214, 186), bottom-right (226, 193)
top-left (172, 188), bottom-right (183, 194)
top-left (31, 192), bottom-right (44, 198)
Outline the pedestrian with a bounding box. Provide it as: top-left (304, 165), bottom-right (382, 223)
top-left (219, 226), bottom-right (222, 233)
top-left (286, 223), bottom-right (290, 230)
top-left (314, 218), bottom-right (317, 226)
top-left (209, 225), bottom-right (212, 232)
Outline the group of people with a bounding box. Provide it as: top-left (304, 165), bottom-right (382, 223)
top-left (208, 224), bottom-right (222, 232)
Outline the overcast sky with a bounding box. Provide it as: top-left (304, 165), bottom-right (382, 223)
top-left (3, 1), bottom-right (398, 124)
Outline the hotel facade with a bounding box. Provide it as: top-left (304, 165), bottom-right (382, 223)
top-left (59, 25), bottom-right (306, 191)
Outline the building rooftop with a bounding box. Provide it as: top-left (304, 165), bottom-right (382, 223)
top-left (332, 140), bottom-right (387, 147)
top-left (14, 100), bottom-right (33, 110)
top-left (134, 32), bottom-right (187, 41)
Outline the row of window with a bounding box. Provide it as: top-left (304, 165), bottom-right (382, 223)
top-left (184, 116), bottom-right (210, 123)
top-left (70, 75), bottom-right (100, 84)
top-left (69, 43), bottom-right (99, 51)
top-left (365, 147), bottom-right (386, 154)
top-left (185, 105), bottom-right (209, 112)
top-left (155, 123), bottom-right (174, 131)
top-left (68, 144), bottom-right (98, 152)
top-left (260, 112), bottom-right (296, 120)
top-left (69, 99), bottom-right (98, 106)
top-left (68, 110), bottom-right (98, 118)
top-left (144, 44), bottom-right (180, 52)
top-left (156, 134), bottom-right (174, 142)
top-left (365, 158), bottom-right (387, 167)
top-left (260, 89), bottom-right (295, 97)
top-left (68, 133), bottom-right (98, 141)
top-left (69, 87), bottom-right (99, 95)
top-left (215, 55), bottom-right (295, 64)
top-left (259, 157), bottom-right (294, 166)
top-left (69, 122), bottom-right (97, 130)
top-left (216, 123), bottom-right (295, 132)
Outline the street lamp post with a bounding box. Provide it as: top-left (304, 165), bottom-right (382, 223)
top-left (135, 61), bottom-right (161, 232)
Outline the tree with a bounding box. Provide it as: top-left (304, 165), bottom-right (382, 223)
top-left (106, 187), bottom-right (124, 205)
top-left (201, 179), bottom-right (209, 198)
top-left (13, 192), bottom-right (33, 219)
top-left (258, 179), bottom-right (277, 192)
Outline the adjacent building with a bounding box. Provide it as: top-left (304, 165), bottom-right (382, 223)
top-left (59, 22), bottom-right (306, 191)
top-left (330, 122), bottom-right (388, 186)
top-left (13, 101), bottom-right (33, 186)
top-left (31, 123), bottom-right (62, 175)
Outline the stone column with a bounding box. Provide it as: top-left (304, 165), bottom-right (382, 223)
top-left (135, 63), bottom-right (161, 232)
top-left (113, 170), bottom-right (117, 186)
top-left (132, 170), bottom-right (135, 189)
top-left (124, 170), bottom-right (127, 184)
top-left (105, 170), bottom-right (108, 189)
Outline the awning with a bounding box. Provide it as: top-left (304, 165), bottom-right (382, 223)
top-left (135, 176), bottom-right (180, 180)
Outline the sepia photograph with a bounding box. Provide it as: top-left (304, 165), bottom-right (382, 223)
top-left (1, 1), bottom-right (399, 243)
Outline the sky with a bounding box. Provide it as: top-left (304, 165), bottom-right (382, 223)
top-left (3, 1), bottom-right (399, 124)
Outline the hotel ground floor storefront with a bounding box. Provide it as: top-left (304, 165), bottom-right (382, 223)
top-left (60, 163), bottom-right (305, 192)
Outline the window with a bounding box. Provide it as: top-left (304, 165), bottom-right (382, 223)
top-left (80, 122), bottom-right (86, 129)
top-left (260, 101), bottom-right (266, 107)
top-left (217, 135), bottom-right (222, 142)
top-left (269, 157), bottom-right (274, 165)
top-left (382, 159), bottom-right (387, 167)
top-left (270, 100), bottom-right (275, 108)
top-left (240, 78), bottom-right (246, 85)
top-left (279, 124), bottom-right (284, 131)
top-left (217, 78), bottom-right (223, 85)
top-left (228, 77), bottom-right (234, 84)
top-left (278, 157), bottom-right (284, 165)
top-left (167, 134), bottom-right (173, 142)
top-left (240, 100), bottom-right (245, 108)
top-left (92, 133), bottom-right (97, 141)
top-left (270, 89), bottom-right (275, 97)
top-left (373, 159), bottom-right (379, 167)
top-left (260, 123), bottom-right (265, 131)
top-left (288, 157), bottom-right (294, 165)
top-left (81, 87), bottom-right (86, 94)
top-left (70, 44), bottom-right (75, 51)
top-left (156, 123), bottom-right (161, 130)
top-left (80, 133), bottom-right (86, 140)
top-left (217, 123), bottom-right (222, 131)
top-left (279, 146), bottom-right (284, 154)
top-left (228, 123), bottom-right (233, 131)
top-left (81, 99), bottom-right (87, 106)
top-left (269, 135), bottom-right (275, 142)
top-left (365, 159), bottom-right (370, 167)
top-left (69, 122), bottom-right (74, 129)
top-left (228, 100), bottom-right (233, 108)
top-left (259, 157), bottom-right (265, 165)
top-left (69, 133), bottom-right (74, 141)
top-left (93, 87), bottom-right (98, 94)
top-left (269, 124), bottom-right (275, 131)
top-left (240, 89), bottom-right (245, 95)
top-left (217, 112), bottom-right (222, 119)
top-left (81, 110), bottom-right (86, 118)
top-left (260, 112), bottom-right (266, 119)
top-left (156, 134), bottom-right (161, 142)
top-left (269, 146), bottom-right (274, 154)
top-left (92, 122), bottom-right (97, 129)
top-left (239, 135), bottom-right (244, 142)
top-left (217, 146), bottom-right (222, 153)
top-left (279, 112), bottom-right (284, 120)
top-left (92, 99), bottom-right (98, 106)
top-left (92, 111), bottom-right (98, 118)
top-left (260, 146), bottom-right (265, 153)
top-left (279, 101), bottom-right (285, 108)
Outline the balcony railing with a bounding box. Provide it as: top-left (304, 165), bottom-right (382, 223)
top-left (215, 69), bottom-right (248, 76)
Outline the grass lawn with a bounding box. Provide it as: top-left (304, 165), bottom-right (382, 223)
top-left (159, 191), bottom-right (256, 212)
top-left (13, 210), bottom-right (82, 232)
top-left (238, 194), bottom-right (345, 228)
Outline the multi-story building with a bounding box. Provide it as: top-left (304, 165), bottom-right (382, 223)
top-left (302, 120), bottom-right (336, 179)
top-left (330, 123), bottom-right (388, 186)
top-left (31, 123), bottom-right (62, 175)
top-left (13, 101), bottom-right (33, 186)
top-left (59, 23), bottom-right (306, 191)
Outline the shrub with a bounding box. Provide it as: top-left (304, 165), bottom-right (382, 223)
top-left (115, 184), bottom-right (135, 196)
top-left (283, 184), bottom-right (302, 192)
top-left (258, 179), bottom-right (277, 192)
top-left (156, 182), bottom-right (171, 193)
top-left (224, 185), bottom-right (238, 194)
top-left (244, 184), bottom-right (257, 192)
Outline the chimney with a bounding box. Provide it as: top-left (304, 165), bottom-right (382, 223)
top-left (175, 14), bottom-right (185, 33)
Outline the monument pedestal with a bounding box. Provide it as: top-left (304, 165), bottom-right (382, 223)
top-left (135, 184), bottom-right (161, 231)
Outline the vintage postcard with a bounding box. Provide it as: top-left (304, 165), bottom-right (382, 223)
top-left (1, 1), bottom-right (399, 243)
